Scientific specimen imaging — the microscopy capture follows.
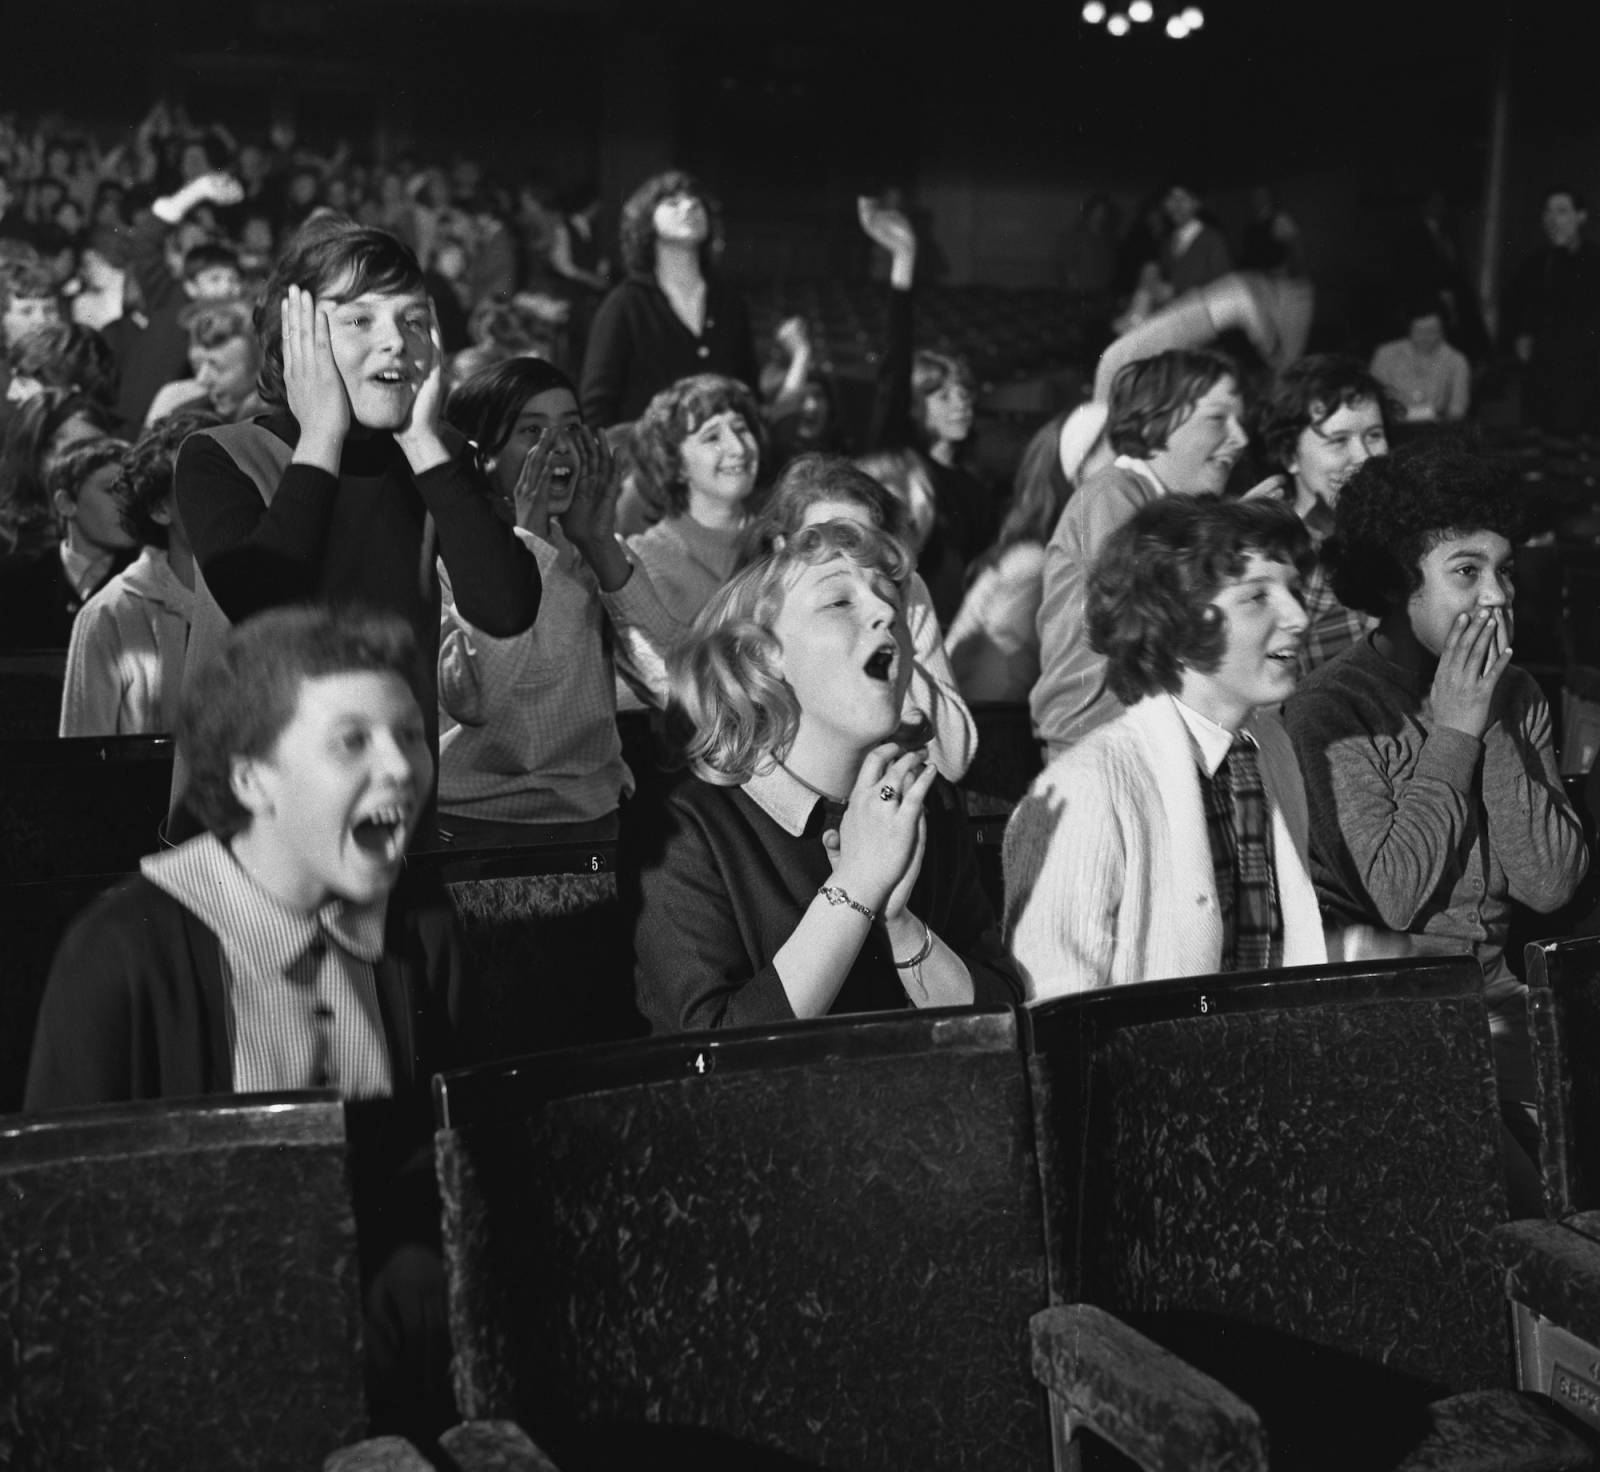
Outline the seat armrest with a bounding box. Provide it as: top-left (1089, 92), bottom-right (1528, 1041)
top-left (1031, 1304), bottom-right (1267, 1472)
top-left (1496, 1218), bottom-right (1600, 1345)
top-left (439, 1420), bottom-right (564, 1470)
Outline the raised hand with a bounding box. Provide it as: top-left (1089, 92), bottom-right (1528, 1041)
top-left (1430, 607), bottom-right (1512, 740)
top-left (830, 742), bottom-right (938, 915)
top-left (775, 315), bottom-right (811, 359)
top-left (857, 196), bottom-right (916, 257)
top-left (282, 284), bottom-right (350, 468)
top-left (557, 426), bottom-right (619, 548)
top-left (195, 171), bottom-right (245, 208)
top-left (395, 304), bottom-right (453, 472)
top-left (508, 425), bottom-right (558, 537)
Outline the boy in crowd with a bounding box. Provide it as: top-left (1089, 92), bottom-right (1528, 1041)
top-left (1007, 496), bottom-right (1325, 996)
top-left (1032, 348), bottom-right (1247, 756)
top-left (59, 409), bottom-right (219, 735)
top-left (30, 604), bottom-right (460, 1443)
top-left (0, 434), bottom-right (135, 648)
top-left (1, 258), bottom-right (63, 352)
top-left (1283, 438), bottom-right (1588, 1214)
top-left (1256, 354), bottom-right (1393, 673)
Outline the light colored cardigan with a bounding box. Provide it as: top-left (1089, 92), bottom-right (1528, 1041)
top-left (1003, 692), bottom-right (1325, 999)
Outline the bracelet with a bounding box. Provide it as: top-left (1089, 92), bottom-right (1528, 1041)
top-left (818, 884), bottom-right (876, 922)
top-left (892, 918), bottom-right (934, 969)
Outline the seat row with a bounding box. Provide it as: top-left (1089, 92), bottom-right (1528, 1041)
top-left (11, 948), bottom-right (1600, 1467)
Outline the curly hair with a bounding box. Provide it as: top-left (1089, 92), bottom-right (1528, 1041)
top-left (179, 605), bottom-right (425, 840)
top-left (633, 373), bottom-right (764, 517)
top-left (672, 520), bottom-right (913, 785)
top-left (741, 453), bottom-right (910, 564)
top-left (1325, 437), bottom-right (1525, 618)
top-left (1106, 349), bottom-right (1237, 459)
top-left (617, 170), bottom-right (723, 276)
top-left (253, 215), bottom-right (427, 411)
top-left (1256, 354), bottom-right (1397, 472)
top-left (113, 408), bottom-right (223, 548)
top-left (1089, 496), bottom-right (1313, 706)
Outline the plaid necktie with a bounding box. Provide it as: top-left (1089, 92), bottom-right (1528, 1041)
top-left (1222, 737), bottom-right (1283, 971)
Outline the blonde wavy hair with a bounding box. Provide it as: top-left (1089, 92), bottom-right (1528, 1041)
top-left (672, 520), bottom-right (912, 786)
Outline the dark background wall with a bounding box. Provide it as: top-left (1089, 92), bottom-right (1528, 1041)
top-left (4, 1), bottom-right (1597, 324)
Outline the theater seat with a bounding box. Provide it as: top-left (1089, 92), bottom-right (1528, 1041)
top-left (1023, 957), bottom-right (1594, 1470)
top-left (432, 1007), bottom-right (1052, 1471)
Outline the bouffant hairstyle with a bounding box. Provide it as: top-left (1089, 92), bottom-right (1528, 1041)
top-left (179, 605), bottom-right (424, 839)
top-left (113, 408), bottom-right (223, 548)
top-left (633, 373), bottom-right (764, 517)
top-left (1324, 437), bottom-right (1525, 619)
top-left (1089, 496), bottom-right (1313, 706)
top-left (741, 453), bottom-right (910, 563)
top-left (1106, 349), bottom-right (1236, 459)
top-left (617, 170), bottom-right (723, 276)
top-left (1257, 354), bottom-right (1396, 472)
top-left (254, 215), bottom-right (427, 411)
top-left (673, 520), bottom-right (913, 785)
top-left (445, 355), bottom-right (578, 476)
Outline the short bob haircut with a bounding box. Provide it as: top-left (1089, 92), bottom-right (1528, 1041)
top-left (1106, 348), bottom-right (1237, 460)
top-left (617, 170), bottom-right (724, 277)
top-left (113, 408), bottom-right (223, 548)
top-left (254, 215), bottom-right (427, 411)
top-left (1325, 437), bottom-right (1525, 619)
top-left (910, 349), bottom-right (975, 446)
top-left (1257, 354), bottom-right (1397, 472)
top-left (1089, 496), bottom-right (1313, 707)
top-left (741, 452), bottom-right (910, 563)
top-left (672, 519), bottom-right (913, 786)
top-left (180, 604), bottom-right (424, 840)
top-left (633, 373), bottom-right (765, 517)
top-left (445, 355), bottom-right (579, 478)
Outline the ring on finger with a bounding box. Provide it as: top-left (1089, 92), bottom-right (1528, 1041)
top-left (878, 785), bottom-right (898, 803)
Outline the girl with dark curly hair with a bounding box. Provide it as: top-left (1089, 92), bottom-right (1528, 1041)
top-left (1283, 437), bottom-right (1587, 1215)
top-left (578, 170), bottom-right (756, 427)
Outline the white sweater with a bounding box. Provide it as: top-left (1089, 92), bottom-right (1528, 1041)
top-left (1002, 693), bottom-right (1325, 999)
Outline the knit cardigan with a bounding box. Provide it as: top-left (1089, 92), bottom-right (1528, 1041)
top-left (1002, 692), bottom-right (1325, 999)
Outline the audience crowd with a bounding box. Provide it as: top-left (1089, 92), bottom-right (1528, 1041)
top-left (4, 95), bottom-right (1599, 1451)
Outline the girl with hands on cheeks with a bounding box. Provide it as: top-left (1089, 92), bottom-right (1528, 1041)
top-left (434, 358), bottom-right (680, 831)
top-left (173, 220), bottom-right (539, 829)
top-left (631, 519), bottom-right (1020, 1034)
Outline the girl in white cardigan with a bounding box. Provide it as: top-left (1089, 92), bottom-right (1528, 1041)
top-left (1004, 496), bottom-right (1326, 998)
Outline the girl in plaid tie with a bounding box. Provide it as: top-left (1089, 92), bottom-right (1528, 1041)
top-left (1005, 496), bottom-right (1327, 998)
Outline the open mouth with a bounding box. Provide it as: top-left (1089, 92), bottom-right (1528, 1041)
top-left (372, 369), bottom-right (411, 388)
top-left (863, 644), bottom-right (897, 683)
top-left (350, 801), bottom-right (412, 861)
